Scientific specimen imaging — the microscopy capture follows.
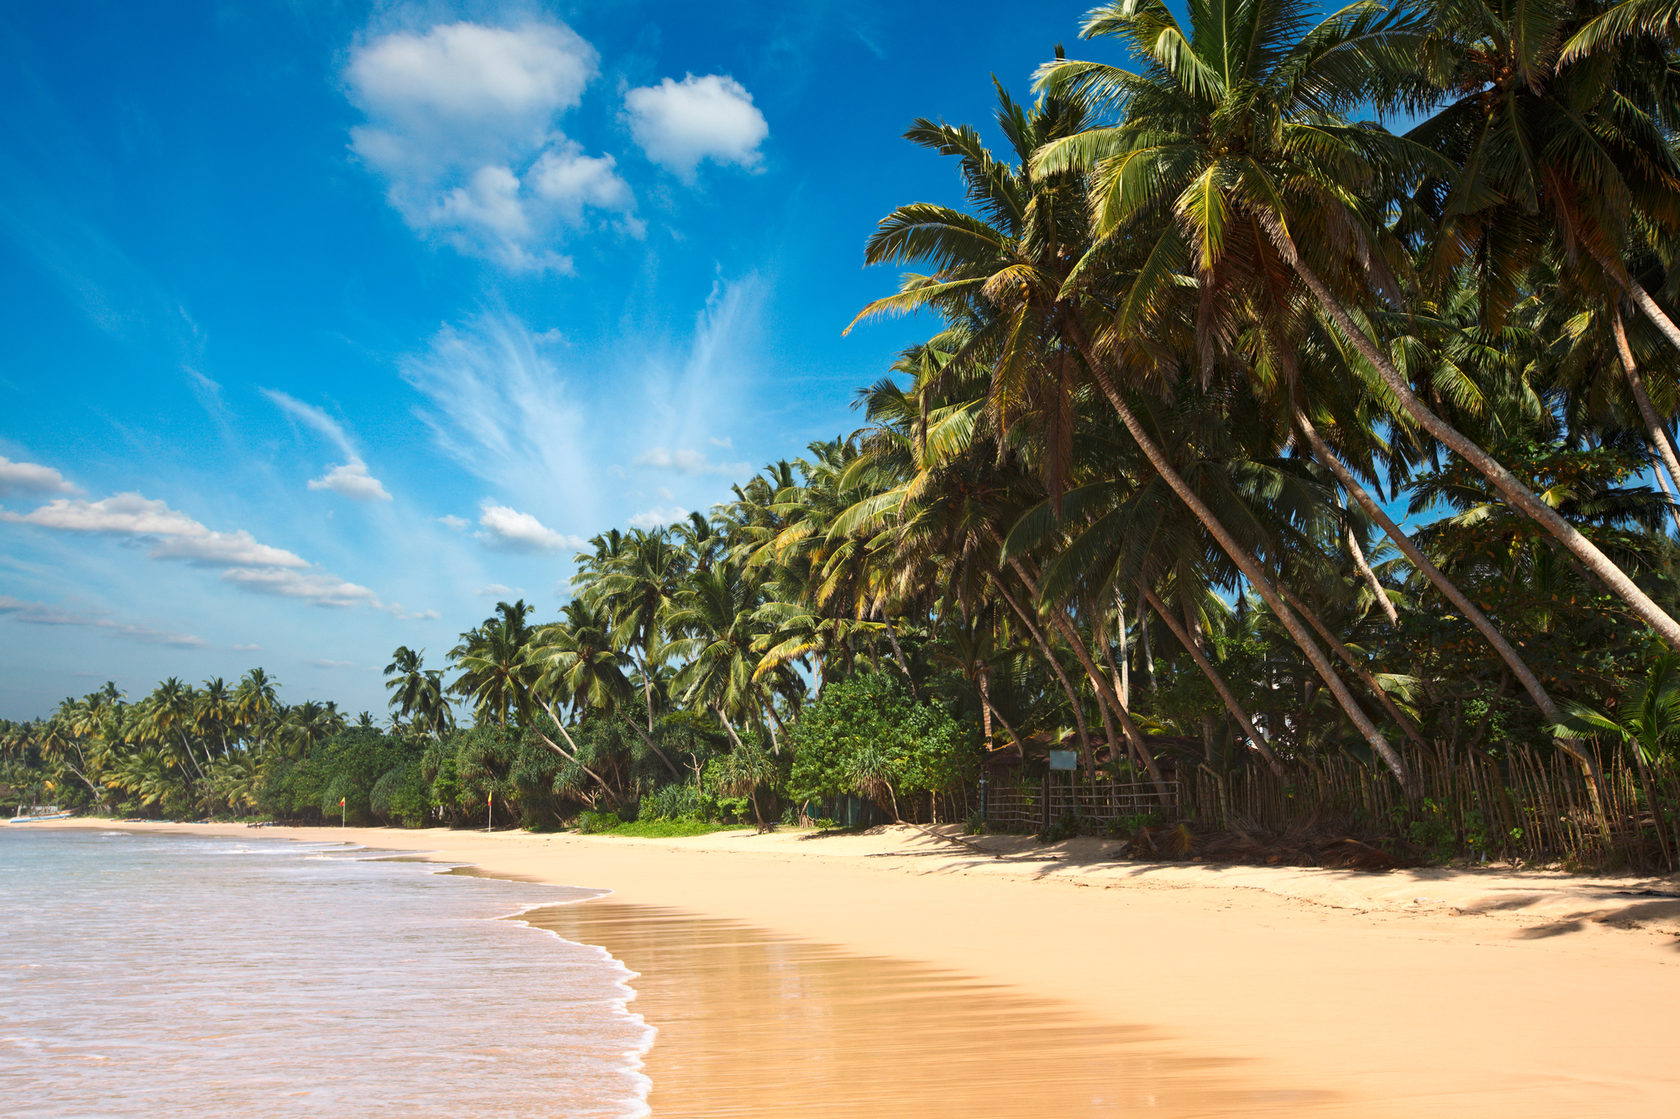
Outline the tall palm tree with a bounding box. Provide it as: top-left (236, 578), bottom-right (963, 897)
top-left (449, 601), bottom-right (536, 728)
top-left (384, 647), bottom-right (453, 739)
top-left (1032, 0), bottom-right (1680, 649)
top-left (851, 77), bottom-right (1413, 784)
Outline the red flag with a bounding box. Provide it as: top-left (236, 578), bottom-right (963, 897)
top-left (339, 797), bottom-right (346, 807)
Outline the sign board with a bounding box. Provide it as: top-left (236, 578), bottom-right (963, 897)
top-left (1047, 749), bottom-right (1078, 771)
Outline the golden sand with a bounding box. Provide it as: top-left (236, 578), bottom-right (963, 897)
top-left (39, 819), bottom-right (1680, 1117)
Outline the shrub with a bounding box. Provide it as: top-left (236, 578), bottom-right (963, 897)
top-left (576, 809), bottom-right (621, 834)
top-left (785, 672), bottom-right (979, 813)
top-left (639, 781), bottom-right (703, 822)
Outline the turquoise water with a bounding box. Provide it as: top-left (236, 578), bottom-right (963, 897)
top-left (0, 829), bottom-right (650, 1117)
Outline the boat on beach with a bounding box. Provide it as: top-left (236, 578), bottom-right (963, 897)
top-left (9, 806), bottom-right (74, 822)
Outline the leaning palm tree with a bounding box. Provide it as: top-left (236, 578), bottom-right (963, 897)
top-left (851, 78), bottom-right (1412, 784)
top-left (1032, 0), bottom-right (1680, 649)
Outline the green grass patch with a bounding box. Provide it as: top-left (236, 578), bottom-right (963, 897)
top-left (601, 818), bottom-right (751, 838)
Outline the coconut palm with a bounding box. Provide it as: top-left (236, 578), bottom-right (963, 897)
top-left (852, 79), bottom-right (1413, 785)
top-left (449, 601), bottom-right (536, 728)
top-left (1031, 0), bottom-right (1680, 651)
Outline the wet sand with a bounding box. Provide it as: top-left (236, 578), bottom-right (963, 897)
top-left (37, 819), bottom-right (1680, 1117)
top-left (525, 899), bottom-right (1327, 1117)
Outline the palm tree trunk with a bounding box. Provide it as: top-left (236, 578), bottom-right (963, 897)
top-left (713, 704), bottom-right (747, 752)
top-left (1114, 591), bottom-right (1130, 706)
top-left (1136, 592), bottom-right (1156, 694)
top-left (1052, 607), bottom-right (1168, 788)
top-left (976, 668), bottom-right (995, 744)
top-left (638, 648), bottom-right (659, 734)
top-left (627, 721), bottom-right (683, 779)
top-left (1341, 492), bottom-right (1399, 625)
top-left (991, 539), bottom-right (1167, 789)
top-left (1296, 412), bottom-right (1614, 825)
top-left (1612, 310), bottom-right (1680, 537)
top-left (988, 574), bottom-right (1093, 761)
top-left (1141, 585), bottom-right (1284, 774)
top-left (1597, 240), bottom-right (1680, 359)
top-left (881, 617), bottom-right (921, 701)
top-left (1275, 583), bottom-right (1429, 751)
top-left (1065, 320), bottom-right (1414, 790)
top-left (533, 698), bottom-right (621, 804)
top-left (1289, 252), bottom-right (1680, 648)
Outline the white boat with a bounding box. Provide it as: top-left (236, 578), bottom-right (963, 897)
top-left (9, 806), bottom-right (74, 822)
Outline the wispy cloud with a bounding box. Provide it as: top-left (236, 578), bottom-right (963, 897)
top-left (438, 514), bottom-right (469, 530)
top-left (263, 390), bottom-right (392, 503)
top-left (345, 18), bottom-right (635, 271)
top-left (624, 74), bottom-right (768, 180)
top-left (0, 456), bottom-right (80, 499)
top-left (401, 312), bottom-right (598, 532)
top-left (627, 505), bottom-right (690, 529)
top-left (476, 501), bottom-right (582, 554)
top-left (0, 595), bottom-right (205, 648)
top-left (633, 447), bottom-right (750, 477)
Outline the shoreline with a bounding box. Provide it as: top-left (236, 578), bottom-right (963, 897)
top-left (27, 817), bottom-right (1680, 1116)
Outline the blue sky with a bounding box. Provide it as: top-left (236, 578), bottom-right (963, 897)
top-left (0, 0), bottom-right (1091, 719)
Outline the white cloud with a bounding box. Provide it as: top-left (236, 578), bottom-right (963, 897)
top-left (345, 19), bottom-right (633, 271)
top-left (2, 492), bottom-right (431, 616)
top-left (634, 446), bottom-right (751, 477)
top-left (402, 314), bottom-right (598, 533)
top-left (476, 501), bottom-right (582, 554)
top-left (627, 506), bottom-right (690, 529)
top-left (220, 567), bottom-right (382, 608)
top-left (1, 494), bottom-right (308, 568)
top-left (308, 461), bottom-right (392, 502)
top-left (477, 582), bottom-right (518, 597)
top-left (0, 595), bottom-right (205, 648)
top-left (265, 390), bottom-right (393, 503)
top-left (233, 643), bottom-right (263, 652)
top-left (263, 389), bottom-right (355, 458)
top-left (624, 74), bottom-right (768, 178)
top-left (438, 514), bottom-right (469, 530)
top-left (0, 456), bottom-right (79, 499)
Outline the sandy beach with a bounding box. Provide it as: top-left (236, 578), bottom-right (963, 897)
top-left (36, 819), bottom-right (1680, 1116)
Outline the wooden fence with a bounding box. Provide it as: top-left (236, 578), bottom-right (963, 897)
top-left (979, 743), bottom-right (1680, 871)
top-left (981, 774), bottom-right (1179, 833)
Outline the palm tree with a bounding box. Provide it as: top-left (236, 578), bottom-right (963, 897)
top-left (385, 646), bottom-right (453, 738)
top-left (664, 560), bottom-right (801, 752)
top-left (581, 528), bottom-right (686, 733)
top-left (449, 601), bottom-right (536, 728)
top-left (851, 78), bottom-right (1412, 784)
top-left (1031, 0), bottom-right (1680, 650)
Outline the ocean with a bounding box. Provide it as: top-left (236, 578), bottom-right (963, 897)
top-left (0, 828), bottom-right (651, 1118)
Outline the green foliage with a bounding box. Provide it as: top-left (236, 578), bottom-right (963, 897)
top-left (576, 809), bottom-right (622, 834)
top-left (637, 781), bottom-right (704, 821)
top-left (785, 673), bottom-right (979, 810)
top-left (261, 729), bottom-right (424, 824)
top-left (369, 762), bottom-right (431, 827)
top-left (601, 817), bottom-right (745, 838)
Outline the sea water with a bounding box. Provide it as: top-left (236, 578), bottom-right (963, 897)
top-left (0, 828), bottom-right (651, 1117)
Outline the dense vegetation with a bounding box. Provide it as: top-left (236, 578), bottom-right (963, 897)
top-left (7, 0), bottom-right (1680, 865)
